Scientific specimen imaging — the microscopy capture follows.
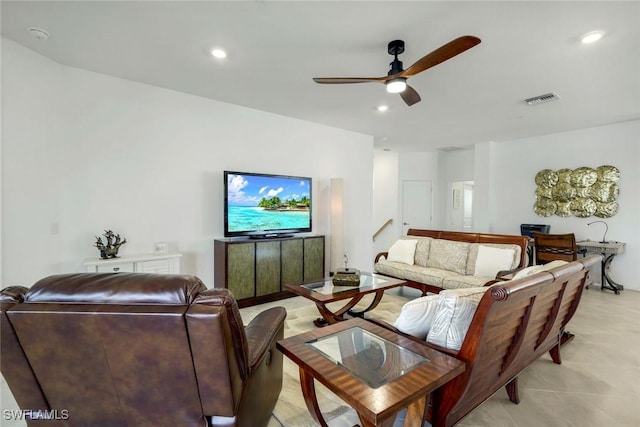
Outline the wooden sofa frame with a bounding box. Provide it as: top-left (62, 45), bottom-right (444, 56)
top-left (375, 229), bottom-right (530, 294)
top-left (371, 253), bottom-right (601, 427)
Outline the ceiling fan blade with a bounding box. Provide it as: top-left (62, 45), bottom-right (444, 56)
top-left (313, 77), bottom-right (387, 84)
top-left (400, 85), bottom-right (421, 106)
top-left (400, 35), bottom-right (481, 78)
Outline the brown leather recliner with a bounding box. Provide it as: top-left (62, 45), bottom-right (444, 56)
top-left (0, 273), bottom-right (286, 427)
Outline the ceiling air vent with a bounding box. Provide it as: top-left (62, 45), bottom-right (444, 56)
top-left (439, 146), bottom-right (473, 152)
top-left (523, 92), bottom-right (560, 106)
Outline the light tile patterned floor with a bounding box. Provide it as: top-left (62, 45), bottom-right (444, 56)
top-left (261, 286), bottom-right (640, 427)
top-left (2, 286), bottom-right (638, 426)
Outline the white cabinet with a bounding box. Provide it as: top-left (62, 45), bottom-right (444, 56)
top-left (83, 253), bottom-right (182, 274)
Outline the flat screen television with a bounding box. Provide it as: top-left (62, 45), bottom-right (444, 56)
top-left (224, 171), bottom-right (312, 238)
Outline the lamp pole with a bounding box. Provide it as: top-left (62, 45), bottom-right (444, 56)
top-left (587, 221), bottom-right (609, 243)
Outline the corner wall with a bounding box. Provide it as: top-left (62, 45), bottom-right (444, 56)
top-left (1, 38), bottom-right (374, 286)
top-left (474, 120), bottom-right (640, 291)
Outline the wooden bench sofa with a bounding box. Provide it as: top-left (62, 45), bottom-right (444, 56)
top-left (372, 253), bottom-right (601, 427)
top-left (374, 229), bottom-right (529, 294)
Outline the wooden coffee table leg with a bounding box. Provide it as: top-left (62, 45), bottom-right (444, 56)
top-left (348, 290), bottom-right (385, 318)
top-left (403, 395), bottom-right (428, 427)
top-left (301, 365), bottom-right (403, 427)
top-left (299, 367), bottom-right (330, 427)
top-left (357, 396), bottom-right (426, 427)
top-left (356, 413), bottom-right (396, 427)
top-left (314, 294), bottom-right (365, 325)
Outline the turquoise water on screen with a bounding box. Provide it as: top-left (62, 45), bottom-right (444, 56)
top-left (228, 206), bottom-right (310, 232)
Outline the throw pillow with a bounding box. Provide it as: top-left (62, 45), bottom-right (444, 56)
top-left (426, 240), bottom-right (470, 275)
top-left (393, 295), bottom-right (440, 339)
top-left (387, 239), bottom-right (418, 265)
top-left (466, 243), bottom-right (521, 275)
top-left (426, 287), bottom-right (487, 351)
top-left (474, 245), bottom-right (516, 278)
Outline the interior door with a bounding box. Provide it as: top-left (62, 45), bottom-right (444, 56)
top-left (402, 180), bottom-right (433, 234)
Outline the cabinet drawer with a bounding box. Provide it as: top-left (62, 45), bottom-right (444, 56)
top-left (96, 262), bottom-right (135, 273)
top-left (137, 259), bottom-right (171, 274)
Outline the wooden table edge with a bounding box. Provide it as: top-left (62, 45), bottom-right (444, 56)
top-left (276, 318), bottom-right (465, 424)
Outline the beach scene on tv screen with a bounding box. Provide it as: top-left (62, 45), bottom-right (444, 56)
top-left (227, 173), bottom-right (311, 232)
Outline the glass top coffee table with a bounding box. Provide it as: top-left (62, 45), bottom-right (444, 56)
top-left (285, 273), bottom-right (406, 327)
top-left (277, 317), bottom-right (465, 427)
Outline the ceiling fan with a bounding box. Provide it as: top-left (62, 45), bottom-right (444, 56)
top-left (313, 36), bottom-right (481, 106)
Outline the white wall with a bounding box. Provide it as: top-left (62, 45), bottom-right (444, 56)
top-left (374, 149), bottom-right (465, 244)
top-left (372, 149), bottom-right (399, 256)
top-left (462, 121), bottom-right (640, 291)
top-left (1, 39), bottom-right (374, 287)
top-left (374, 122), bottom-right (638, 291)
top-left (443, 149), bottom-right (474, 230)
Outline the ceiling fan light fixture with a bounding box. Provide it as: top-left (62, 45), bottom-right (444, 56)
top-left (386, 78), bottom-right (407, 94)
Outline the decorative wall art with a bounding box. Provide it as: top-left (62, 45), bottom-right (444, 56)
top-left (534, 165), bottom-right (619, 218)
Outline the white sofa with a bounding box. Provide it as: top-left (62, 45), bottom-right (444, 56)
top-left (374, 229), bottom-right (529, 293)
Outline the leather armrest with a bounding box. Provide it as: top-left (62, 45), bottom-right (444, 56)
top-left (374, 252), bottom-right (389, 263)
top-left (244, 306), bottom-right (286, 374)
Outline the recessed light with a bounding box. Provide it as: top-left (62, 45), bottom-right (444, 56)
top-left (580, 31), bottom-right (605, 44)
top-left (377, 105), bottom-right (389, 112)
top-left (211, 48), bottom-right (227, 59)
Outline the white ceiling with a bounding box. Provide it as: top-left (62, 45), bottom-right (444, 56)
top-left (2, 1), bottom-right (639, 151)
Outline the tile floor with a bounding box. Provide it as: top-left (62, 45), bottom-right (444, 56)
top-left (258, 286), bottom-right (640, 427)
top-left (1, 286), bottom-right (638, 426)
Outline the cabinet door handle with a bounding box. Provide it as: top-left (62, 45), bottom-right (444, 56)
top-left (113, 267), bottom-right (120, 272)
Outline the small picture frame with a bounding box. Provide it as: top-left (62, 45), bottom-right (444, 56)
top-left (153, 241), bottom-right (169, 254)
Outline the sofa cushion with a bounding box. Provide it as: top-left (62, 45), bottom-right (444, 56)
top-left (413, 237), bottom-right (433, 267)
top-left (403, 266), bottom-right (459, 289)
top-left (387, 239), bottom-right (418, 265)
top-left (442, 275), bottom-right (490, 290)
top-left (394, 294), bottom-right (440, 339)
top-left (426, 287), bottom-right (488, 351)
top-left (426, 240), bottom-right (470, 275)
top-left (466, 243), bottom-right (521, 276)
top-left (374, 260), bottom-right (410, 280)
top-left (374, 262), bottom-right (452, 289)
top-left (473, 245), bottom-right (516, 278)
